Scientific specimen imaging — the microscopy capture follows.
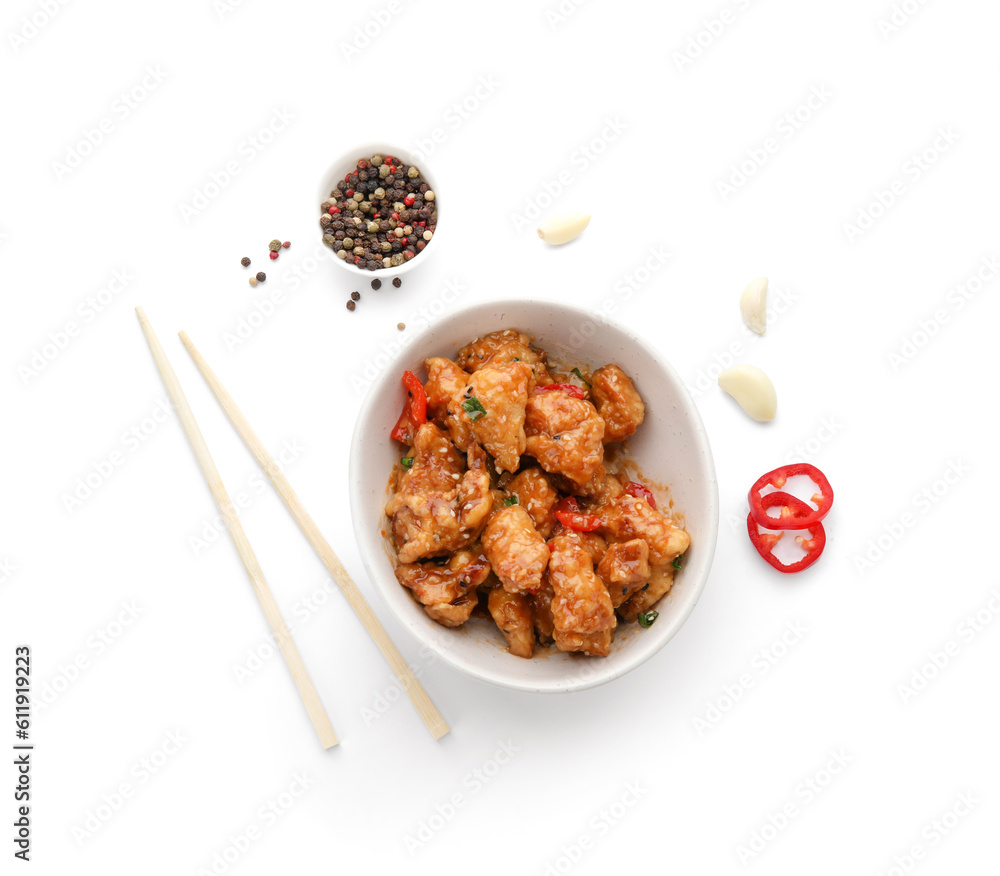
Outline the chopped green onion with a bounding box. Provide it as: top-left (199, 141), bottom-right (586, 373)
top-left (400, 457), bottom-right (414, 470)
top-left (638, 610), bottom-right (659, 628)
top-left (672, 555), bottom-right (684, 571)
top-left (571, 367), bottom-right (592, 387)
top-left (462, 396), bottom-right (487, 421)
top-left (504, 495), bottom-right (519, 507)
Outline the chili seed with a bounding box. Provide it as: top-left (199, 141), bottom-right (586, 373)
top-left (241, 257), bottom-right (251, 267)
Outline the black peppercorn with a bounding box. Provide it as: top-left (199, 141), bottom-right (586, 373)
top-left (241, 257), bottom-right (251, 267)
top-left (256, 272), bottom-right (266, 282)
top-left (392, 277), bottom-right (401, 288)
top-left (351, 291), bottom-right (360, 301)
top-left (371, 279), bottom-right (382, 290)
top-left (346, 300), bottom-right (356, 311)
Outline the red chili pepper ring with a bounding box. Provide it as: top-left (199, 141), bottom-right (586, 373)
top-left (748, 463), bottom-right (833, 531)
top-left (747, 492), bottom-right (826, 573)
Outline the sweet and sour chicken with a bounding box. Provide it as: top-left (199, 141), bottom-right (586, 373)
top-left (386, 329), bottom-right (689, 659)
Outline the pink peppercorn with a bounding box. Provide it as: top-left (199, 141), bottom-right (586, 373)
top-left (404, 196), bottom-right (415, 206)
top-left (269, 251), bottom-right (278, 260)
top-left (282, 241), bottom-right (291, 248)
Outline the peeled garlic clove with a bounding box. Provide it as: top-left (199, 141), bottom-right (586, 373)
top-left (740, 277), bottom-right (768, 335)
top-left (537, 212), bottom-right (591, 246)
top-left (718, 365), bottom-right (777, 422)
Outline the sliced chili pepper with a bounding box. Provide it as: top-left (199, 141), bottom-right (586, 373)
top-left (553, 496), bottom-right (602, 532)
top-left (624, 481), bottom-right (657, 510)
top-left (748, 463), bottom-right (833, 530)
top-left (536, 383), bottom-right (586, 400)
top-left (747, 492), bottom-right (826, 573)
top-left (389, 370), bottom-right (428, 444)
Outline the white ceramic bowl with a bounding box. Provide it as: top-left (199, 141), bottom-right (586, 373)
top-left (349, 299), bottom-right (719, 693)
top-left (315, 142), bottom-right (440, 280)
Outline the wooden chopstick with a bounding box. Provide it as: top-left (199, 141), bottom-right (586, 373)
top-left (135, 308), bottom-right (339, 750)
top-left (178, 331), bottom-right (450, 741)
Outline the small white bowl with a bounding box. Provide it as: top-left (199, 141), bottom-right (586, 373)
top-left (349, 299), bottom-right (719, 693)
top-left (315, 142), bottom-right (440, 280)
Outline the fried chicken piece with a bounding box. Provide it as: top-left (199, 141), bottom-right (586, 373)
top-left (548, 535), bottom-right (616, 657)
top-left (504, 467), bottom-right (559, 538)
top-left (529, 579), bottom-right (555, 644)
top-left (552, 462), bottom-right (625, 502)
top-left (424, 357), bottom-right (469, 422)
top-left (425, 591), bottom-right (479, 627)
top-left (395, 550), bottom-right (492, 627)
top-left (591, 365), bottom-right (645, 443)
top-left (524, 390), bottom-right (605, 487)
top-left (619, 564), bottom-right (674, 623)
top-left (456, 329), bottom-right (552, 383)
top-left (550, 524), bottom-right (608, 567)
top-left (488, 588), bottom-right (535, 658)
top-left (457, 442), bottom-right (493, 539)
top-left (446, 362), bottom-right (534, 473)
top-left (599, 493), bottom-right (690, 566)
top-left (554, 627), bottom-right (614, 658)
top-left (597, 538), bottom-right (651, 608)
top-left (481, 505), bottom-right (549, 593)
top-left (386, 424), bottom-right (490, 562)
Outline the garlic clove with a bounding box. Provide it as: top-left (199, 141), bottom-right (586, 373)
top-left (537, 212), bottom-right (591, 246)
top-left (718, 365), bottom-right (777, 422)
top-left (740, 277), bottom-right (768, 335)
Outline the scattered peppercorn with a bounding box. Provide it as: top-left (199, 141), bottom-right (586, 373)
top-left (269, 240), bottom-right (281, 252)
top-left (256, 272), bottom-right (266, 282)
top-left (282, 241), bottom-right (291, 248)
top-left (269, 251), bottom-right (279, 260)
top-left (392, 277), bottom-right (401, 288)
top-left (371, 278), bottom-right (382, 290)
top-left (241, 257), bottom-right (251, 267)
top-left (249, 276), bottom-right (258, 287)
top-left (351, 291), bottom-right (360, 301)
top-left (346, 300), bottom-right (356, 311)
top-left (397, 322), bottom-right (405, 331)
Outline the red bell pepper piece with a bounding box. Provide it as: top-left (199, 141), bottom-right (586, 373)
top-left (389, 370), bottom-right (428, 444)
top-left (747, 491), bottom-right (826, 573)
top-left (624, 481), bottom-right (656, 510)
top-left (536, 383), bottom-right (586, 400)
top-left (553, 496), bottom-right (602, 532)
top-left (748, 463), bottom-right (833, 530)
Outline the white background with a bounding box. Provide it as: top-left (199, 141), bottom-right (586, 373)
top-left (3, 0), bottom-right (999, 873)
